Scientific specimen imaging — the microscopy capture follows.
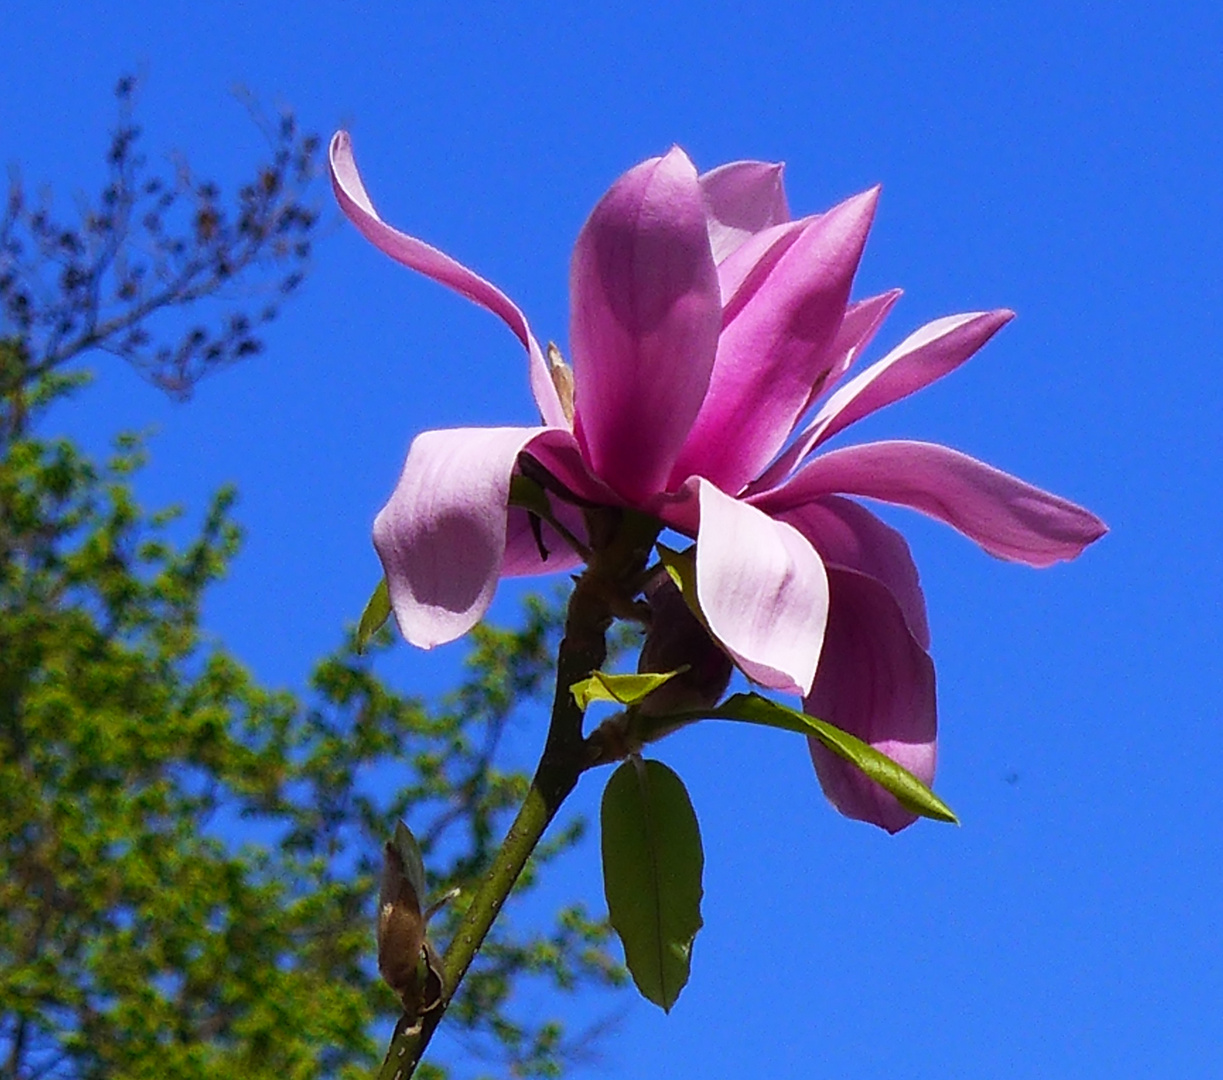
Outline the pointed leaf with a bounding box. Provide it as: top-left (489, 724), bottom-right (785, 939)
top-left (571, 669), bottom-right (686, 710)
top-left (601, 759), bottom-right (704, 1012)
top-left (706, 693), bottom-right (958, 824)
top-left (356, 578), bottom-right (391, 653)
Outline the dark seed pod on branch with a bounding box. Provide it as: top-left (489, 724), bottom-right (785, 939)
top-left (636, 570), bottom-right (733, 717)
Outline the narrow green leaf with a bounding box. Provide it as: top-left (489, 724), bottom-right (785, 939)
top-left (571, 669), bottom-right (685, 710)
top-left (706, 693), bottom-right (959, 825)
top-left (601, 759), bottom-right (704, 1012)
top-left (357, 578), bottom-right (391, 653)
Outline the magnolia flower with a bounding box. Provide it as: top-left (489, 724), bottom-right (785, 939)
top-left (331, 133), bottom-right (1105, 832)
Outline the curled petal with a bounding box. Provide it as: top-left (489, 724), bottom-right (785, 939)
top-left (374, 426), bottom-right (576, 648)
top-left (773, 494), bottom-right (929, 649)
top-left (806, 567), bottom-right (937, 833)
top-left (764, 310), bottom-right (1014, 485)
top-left (521, 430), bottom-right (626, 509)
top-left (569, 148), bottom-right (722, 502)
top-left (502, 504), bottom-right (587, 577)
top-left (765, 440), bottom-right (1108, 566)
top-left (699, 159), bottom-right (790, 264)
top-left (671, 188), bottom-right (879, 493)
top-left (693, 481), bottom-right (828, 696)
top-left (329, 132), bottom-right (566, 428)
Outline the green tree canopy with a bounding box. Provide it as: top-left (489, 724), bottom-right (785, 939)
top-left (0, 79), bottom-right (623, 1080)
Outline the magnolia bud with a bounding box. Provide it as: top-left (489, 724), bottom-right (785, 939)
top-left (636, 571), bottom-right (733, 716)
top-left (377, 822), bottom-right (445, 1018)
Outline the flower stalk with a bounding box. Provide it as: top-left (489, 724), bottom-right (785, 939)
top-left (375, 509), bottom-right (657, 1080)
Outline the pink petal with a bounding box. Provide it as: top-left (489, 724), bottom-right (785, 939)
top-left (502, 505), bottom-right (587, 577)
top-left (699, 160), bottom-right (790, 264)
top-left (772, 494), bottom-right (930, 649)
top-left (647, 481), bottom-right (702, 538)
top-left (815, 289), bottom-right (903, 402)
top-left (671, 188), bottom-right (879, 493)
top-left (747, 289), bottom-right (904, 493)
top-left (569, 148), bottom-right (722, 502)
top-left (767, 440), bottom-right (1108, 566)
top-left (329, 132), bottom-right (567, 429)
top-left (373, 426), bottom-right (576, 648)
top-left (763, 310), bottom-right (1014, 483)
top-left (748, 289), bottom-right (904, 496)
top-left (805, 567), bottom-right (937, 834)
top-left (715, 217), bottom-right (811, 317)
top-left (692, 480), bottom-right (828, 696)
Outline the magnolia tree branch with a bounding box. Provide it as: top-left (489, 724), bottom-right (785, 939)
top-left (376, 509), bottom-right (655, 1080)
top-left (0, 75), bottom-right (319, 405)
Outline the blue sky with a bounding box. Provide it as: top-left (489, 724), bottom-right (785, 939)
top-left (4, 2), bottom-right (1221, 1076)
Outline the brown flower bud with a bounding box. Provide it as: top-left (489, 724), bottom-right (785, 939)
top-left (636, 570), bottom-right (733, 716)
top-left (377, 822), bottom-right (445, 1019)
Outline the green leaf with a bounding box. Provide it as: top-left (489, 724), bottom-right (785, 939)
top-left (601, 759), bottom-right (704, 1012)
top-left (571, 669), bottom-right (685, 710)
top-left (356, 577), bottom-right (391, 653)
top-left (706, 693), bottom-right (959, 825)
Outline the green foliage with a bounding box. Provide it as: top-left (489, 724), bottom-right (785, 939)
top-left (600, 760), bottom-right (703, 1013)
top-left (698, 693), bottom-right (959, 825)
top-left (0, 364), bottom-right (624, 1079)
top-left (0, 76), bottom-right (318, 400)
top-left (356, 579), bottom-right (391, 654)
top-left (569, 670), bottom-right (682, 710)
top-left (0, 76), bottom-right (626, 1080)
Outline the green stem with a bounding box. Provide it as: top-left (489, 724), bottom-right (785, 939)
top-left (374, 562), bottom-right (617, 1080)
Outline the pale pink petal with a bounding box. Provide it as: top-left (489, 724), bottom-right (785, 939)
top-left (373, 426), bottom-right (570, 648)
top-left (502, 505), bottom-right (587, 577)
top-left (767, 440), bottom-right (1108, 566)
top-left (806, 567), bottom-right (937, 834)
top-left (569, 148), bottom-right (722, 502)
top-left (671, 189), bottom-right (879, 493)
top-left (699, 160), bottom-right (790, 264)
top-left (772, 494), bottom-right (930, 649)
top-left (760, 311), bottom-right (1014, 484)
top-left (329, 132), bottom-right (567, 428)
top-left (692, 480), bottom-right (828, 696)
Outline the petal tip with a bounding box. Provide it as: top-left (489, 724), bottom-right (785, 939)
top-left (660, 144), bottom-right (699, 175)
top-left (849, 184), bottom-right (882, 216)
